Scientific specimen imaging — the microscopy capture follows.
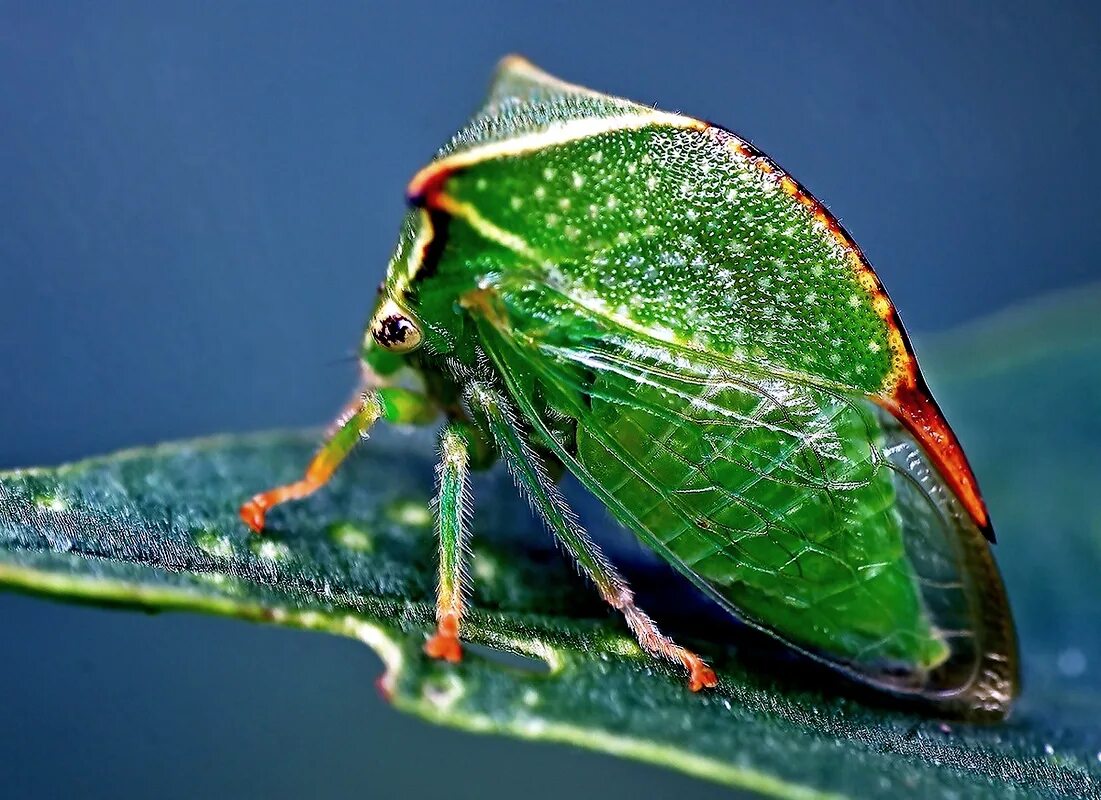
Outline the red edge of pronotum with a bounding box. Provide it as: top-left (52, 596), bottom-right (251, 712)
top-left (726, 130), bottom-right (994, 543)
top-left (881, 373), bottom-right (995, 542)
top-left (407, 160), bottom-right (457, 208)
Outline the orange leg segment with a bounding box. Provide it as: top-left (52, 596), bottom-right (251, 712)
top-left (425, 611), bottom-right (463, 663)
top-left (239, 392), bottom-right (383, 533)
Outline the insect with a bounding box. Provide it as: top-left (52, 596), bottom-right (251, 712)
top-left (241, 56), bottom-right (1018, 719)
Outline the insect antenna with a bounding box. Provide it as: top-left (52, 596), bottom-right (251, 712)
top-left (323, 350), bottom-right (362, 368)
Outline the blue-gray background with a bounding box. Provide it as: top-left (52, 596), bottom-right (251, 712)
top-left (1, 2), bottom-right (1098, 798)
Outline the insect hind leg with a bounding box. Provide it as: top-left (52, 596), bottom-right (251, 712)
top-left (466, 382), bottom-right (717, 692)
top-left (619, 604), bottom-right (718, 691)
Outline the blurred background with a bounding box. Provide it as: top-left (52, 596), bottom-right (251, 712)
top-left (1, 2), bottom-right (1099, 798)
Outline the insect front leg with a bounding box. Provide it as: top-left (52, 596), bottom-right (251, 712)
top-left (240, 386), bottom-right (438, 532)
top-left (464, 383), bottom-right (718, 692)
top-left (424, 423), bottom-right (474, 663)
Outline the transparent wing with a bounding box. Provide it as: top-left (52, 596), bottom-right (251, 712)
top-left (470, 284), bottom-right (1017, 717)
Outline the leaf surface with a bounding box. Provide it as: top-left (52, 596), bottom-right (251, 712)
top-left (1, 288), bottom-right (1100, 799)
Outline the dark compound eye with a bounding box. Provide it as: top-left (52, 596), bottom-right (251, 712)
top-left (372, 313), bottom-right (423, 353)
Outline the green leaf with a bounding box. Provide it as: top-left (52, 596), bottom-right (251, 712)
top-left (1, 288), bottom-right (1100, 799)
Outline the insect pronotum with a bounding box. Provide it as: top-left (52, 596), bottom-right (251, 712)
top-left (241, 56), bottom-right (1019, 720)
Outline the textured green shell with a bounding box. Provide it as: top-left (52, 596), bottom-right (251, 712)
top-left (372, 57), bottom-right (1018, 718)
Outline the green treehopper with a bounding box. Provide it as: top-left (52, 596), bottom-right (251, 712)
top-left (241, 56), bottom-right (1018, 721)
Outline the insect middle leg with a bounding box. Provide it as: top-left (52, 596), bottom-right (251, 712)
top-left (465, 383), bottom-right (718, 691)
top-left (424, 423), bottom-right (474, 662)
